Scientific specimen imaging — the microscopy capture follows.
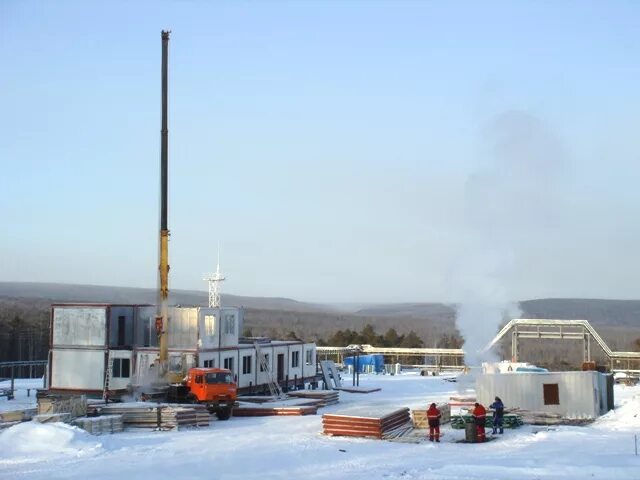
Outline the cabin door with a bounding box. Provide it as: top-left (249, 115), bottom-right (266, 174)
top-left (277, 354), bottom-right (285, 382)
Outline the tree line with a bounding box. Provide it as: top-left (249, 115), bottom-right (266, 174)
top-left (315, 324), bottom-right (464, 349)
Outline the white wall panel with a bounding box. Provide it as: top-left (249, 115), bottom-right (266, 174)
top-left (53, 307), bottom-right (106, 346)
top-left (51, 349), bottom-right (104, 390)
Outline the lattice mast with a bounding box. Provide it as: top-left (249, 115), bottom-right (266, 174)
top-left (203, 249), bottom-right (226, 307)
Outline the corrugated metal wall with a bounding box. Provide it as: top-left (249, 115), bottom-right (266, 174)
top-left (168, 307), bottom-right (198, 349)
top-left (476, 371), bottom-right (603, 418)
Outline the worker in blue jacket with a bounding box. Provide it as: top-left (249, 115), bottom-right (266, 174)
top-left (490, 396), bottom-right (504, 434)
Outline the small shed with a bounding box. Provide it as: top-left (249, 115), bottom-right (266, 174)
top-left (476, 371), bottom-right (614, 419)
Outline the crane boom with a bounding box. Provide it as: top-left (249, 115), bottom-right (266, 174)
top-left (158, 30), bottom-right (170, 366)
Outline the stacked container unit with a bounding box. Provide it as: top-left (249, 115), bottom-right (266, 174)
top-left (49, 304), bottom-right (319, 396)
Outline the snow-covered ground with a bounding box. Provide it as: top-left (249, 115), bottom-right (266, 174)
top-left (2, 373), bottom-right (640, 479)
top-left (0, 378), bottom-right (43, 413)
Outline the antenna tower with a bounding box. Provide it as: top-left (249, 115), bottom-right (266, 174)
top-left (203, 249), bottom-right (226, 307)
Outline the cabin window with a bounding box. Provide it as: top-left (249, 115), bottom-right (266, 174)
top-left (291, 351), bottom-right (300, 368)
top-left (204, 315), bottom-right (216, 338)
top-left (242, 355), bottom-right (252, 374)
top-left (117, 316), bottom-right (126, 346)
top-left (223, 357), bottom-right (234, 372)
top-left (305, 349), bottom-right (314, 365)
top-left (112, 358), bottom-right (130, 378)
top-left (543, 383), bottom-right (560, 405)
top-left (195, 375), bottom-right (203, 384)
top-left (223, 315), bottom-right (236, 335)
top-left (260, 354), bottom-right (270, 372)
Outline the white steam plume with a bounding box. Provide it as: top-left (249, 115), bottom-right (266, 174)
top-left (450, 110), bottom-right (566, 366)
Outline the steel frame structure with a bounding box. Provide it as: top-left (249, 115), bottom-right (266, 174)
top-left (485, 319), bottom-right (640, 374)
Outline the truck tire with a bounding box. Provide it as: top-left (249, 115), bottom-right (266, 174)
top-left (185, 393), bottom-right (198, 404)
top-left (216, 407), bottom-right (232, 421)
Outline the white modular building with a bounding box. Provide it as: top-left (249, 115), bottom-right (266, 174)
top-left (48, 304), bottom-right (318, 396)
top-left (476, 371), bottom-right (614, 419)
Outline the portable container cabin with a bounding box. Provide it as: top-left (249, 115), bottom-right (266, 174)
top-left (476, 371), bottom-right (614, 419)
top-left (48, 304), bottom-right (318, 396)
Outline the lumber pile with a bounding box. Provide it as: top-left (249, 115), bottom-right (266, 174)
top-left (97, 403), bottom-right (209, 430)
top-left (32, 413), bottom-right (71, 424)
top-left (412, 402), bottom-right (451, 427)
top-left (322, 407), bottom-right (412, 440)
top-left (287, 390), bottom-right (339, 407)
top-left (37, 394), bottom-right (87, 418)
top-left (233, 399), bottom-right (318, 416)
top-left (72, 415), bottom-right (124, 435)
top-left (0, 408), bottom-right (36, 424)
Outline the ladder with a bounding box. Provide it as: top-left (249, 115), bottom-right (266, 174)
top-left (254, 342), bottom-right (284, 399)
top-left (103, 353), bottom-right (114, 402)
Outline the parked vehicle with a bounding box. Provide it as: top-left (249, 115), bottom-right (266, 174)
top-left (167, 367), bottom-right (237, 420)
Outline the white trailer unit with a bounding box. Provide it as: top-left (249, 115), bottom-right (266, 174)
top-left (476, 371), bottom-right (614, 419)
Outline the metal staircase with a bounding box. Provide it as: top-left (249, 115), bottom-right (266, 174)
top-left (254, 342), bottom-right (284, 399)
top-left (103, 353), bottom-right (114, 401)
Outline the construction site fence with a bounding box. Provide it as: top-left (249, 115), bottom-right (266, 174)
top-left (0, 360), bottom-right (47, 381)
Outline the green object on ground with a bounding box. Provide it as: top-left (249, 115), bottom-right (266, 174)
top-left (451, 414), bottom-right (523, 430)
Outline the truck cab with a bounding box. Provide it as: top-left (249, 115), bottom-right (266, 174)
top-left (169, 367), bottom-right (237, 420)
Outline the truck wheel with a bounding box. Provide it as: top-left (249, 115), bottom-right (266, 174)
top-left (185, 393), bottom-right (198, 404)
top-left (216, 407), bottom-right (232, 420)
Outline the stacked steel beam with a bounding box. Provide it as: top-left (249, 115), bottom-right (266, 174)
top-left (322, 407), bottom-right (412, 439)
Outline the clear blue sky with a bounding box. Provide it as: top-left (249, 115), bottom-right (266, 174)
top-left (2, 1), bottom-right (640, 303)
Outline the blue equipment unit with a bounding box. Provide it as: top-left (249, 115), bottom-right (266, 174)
top-left (343, 354), bottom-right (385, 373)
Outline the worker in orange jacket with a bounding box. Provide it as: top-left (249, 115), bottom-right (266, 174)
top-left (472, 402), bottom-right (487, 442)
top-left (426, 402), bottom-right (441, 442)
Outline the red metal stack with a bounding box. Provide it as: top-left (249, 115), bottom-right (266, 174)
top-left (322, 407), bottom-right (411, 439)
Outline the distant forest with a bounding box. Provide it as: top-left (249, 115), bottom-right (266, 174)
top-left (2, 282), bottom-right (640, 373)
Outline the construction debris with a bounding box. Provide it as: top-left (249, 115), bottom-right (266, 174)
top-left (322, 407), bottom-right (412, 439)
